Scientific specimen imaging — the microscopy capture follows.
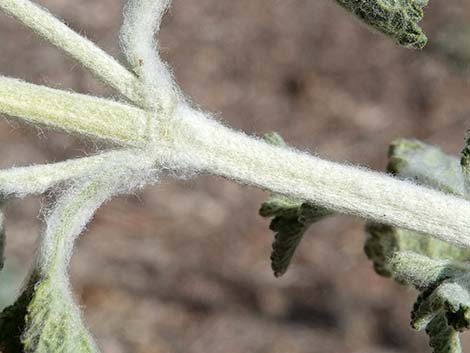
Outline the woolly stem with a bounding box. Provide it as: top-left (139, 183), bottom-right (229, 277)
top-left (37, 152), bottom-right (153, 276)
top-left (159, 104), bottom-right (470, 248)
top-left (1, 73), bottom-right (470, 249)
top-left (389, 252), bottom-right (470, 290)
top-left (22, 151), bottom-right (156, 353)
top-left (120, 0), bottom-right (178, 112)
top-left (0, 150), bottom-right (143, 198)
top-left (0, 76), bottom-right (149, 145)
top-left (0, 0), bottom-right (143, 105)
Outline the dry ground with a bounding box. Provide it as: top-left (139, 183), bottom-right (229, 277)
top-left (1, 1), bottom-right (470, 352)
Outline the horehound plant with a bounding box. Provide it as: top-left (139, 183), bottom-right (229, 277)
top-left (0, 0), bottom-right (468, 352)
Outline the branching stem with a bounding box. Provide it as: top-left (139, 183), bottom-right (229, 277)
top-left (0, 150), bottom-right (144, 197)
top-left (0, 0), bottom-right (143, 105)
top-left (0, 77), bottom-right (148, 146)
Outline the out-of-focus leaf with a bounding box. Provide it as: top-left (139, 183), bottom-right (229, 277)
top-left (364, 224), bottom-right (470, 279)
top-left (388, 138), bottom-right (464, 196)
top-left (365, 138), bottom-right (470, 279)
top-left (426, 313), bottom-right (461, 353)
top-left (435, 24), bottom-right (470, 72)
top-left (389, 251), bottom-right (470, 335)
top-left (334, 0), bottom-right (429, 49)
top-left (365, 137), bottom-right (470, 353)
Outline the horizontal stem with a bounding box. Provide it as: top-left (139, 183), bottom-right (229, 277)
top-left (0, 0), bottom-right (143, 104)
top-left (0, 77), bottom-right (149, 145)
top-left (2, 78), bottom-right (469, 249)
top-left (0, 150), bottom-right (138, 197)
top-left (163, 105), bottom-right (470, 248)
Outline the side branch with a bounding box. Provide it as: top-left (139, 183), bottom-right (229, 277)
top-left (0, 0), bottom-right (143, 104)
top-left (0, 150), bottom-right (141, 198)
top-left (0, 77), bottom-right (149, 145)
top-left (165, 105), bottom-right (470, 248)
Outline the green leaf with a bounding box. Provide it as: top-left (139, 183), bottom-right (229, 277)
top-left (411, 272), bottom-right (470, 333)
top-left (22, 275), bottom-right (99, 353)
top-left (0, 274), bottom-right (35, 353)
top-left (388, 138), bottom-right (464, 196)
top-left (0, 175), bottom-right (113, 353)
top-left (0, 271), bottom-right (99, 353)
top-left (365, 137), bottom-right (470, 353)
top-left (260, 133), bottom-right (331, 277)
top-left (389, 253), bottom-right (468, 353)
top-left (389, 252), bottom-right (470, 292)
top-left (389, 252), bottom-right (470, 334)
top-left (426, 313), bottom-right (461, 353)
top-left (461, 131), bottom-right (470, 198)
top-left (261, 195), bottom-right (330, 277)
top-left (335, 0), bottom-right (429, 49)
top-left (365, 138), bottom-right (470, 279)
top-left (0, 152), bottom-right (148, 353)
top-left (364, 225), bottom-right (470, 280)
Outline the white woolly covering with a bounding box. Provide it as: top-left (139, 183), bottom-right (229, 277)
top-left (390, 251), bottom-right (470, 291)
top-left (0, 150), bottom-right (146, 198)
top-left (21, 151), bottom-right (158, 353)
top-left (1, 0), bottom-right (470, 350)
top-left (120, 0), bottom-right (179, 112)
top-left (0, 0), bottom-right (469, 250)
top-left (0, 76), bottom-right (150, 146)
top-left (149, 103), bottom-right (470, 249)
top-left (0, 0), bottom-right (143, 104)
top-left (37, 150), bottom-right (157, 278)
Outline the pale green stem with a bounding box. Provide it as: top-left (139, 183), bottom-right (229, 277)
top-left (390, 252), bottom-right (470, 290)
top-left (26, 173), bottom-right (118, 353)
top-left (1, 76), bottom-right (469, 248)
top-left (120, 0), bottom-right (178, 112)
top-left (0, 150), bottom-right (141, 197)
top-left (23, 152), bottom-right (155, 353)
top-left (0, 76), bottom-right (149, 145)
top-left (156, 104), bottom-right (470, 249)
top-left (0, 0), bottom-right (144, 105)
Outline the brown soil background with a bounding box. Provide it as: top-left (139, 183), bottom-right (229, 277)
top-left (1, 1), bottom-right (470, 352)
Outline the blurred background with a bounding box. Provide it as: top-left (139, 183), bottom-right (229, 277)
top-left (1, 0), bottom-right (470, 352)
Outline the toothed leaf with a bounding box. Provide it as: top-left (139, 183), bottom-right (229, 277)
top-left (262, 196), bottom-right (330, 277)
top-left (260, 133), bottom-right (331, 277)
top-left (410, 272), bottom-right (470, 333)
top-left (388, 252), bottom-right (470, 334)
top-left (335, 0), bottom-right (429, 49)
